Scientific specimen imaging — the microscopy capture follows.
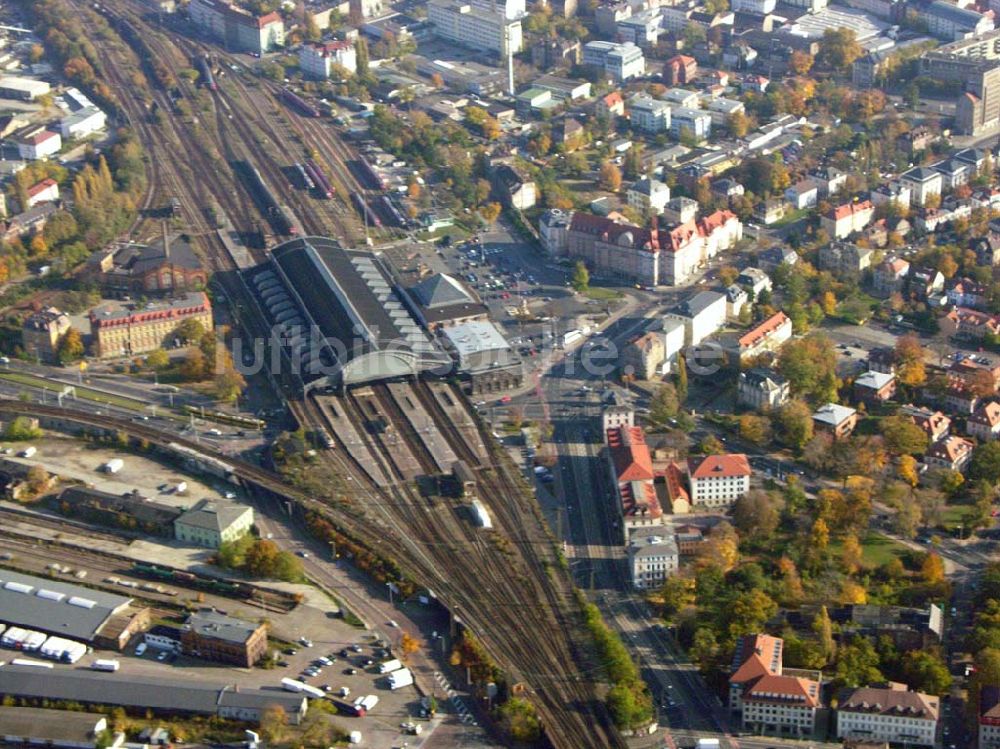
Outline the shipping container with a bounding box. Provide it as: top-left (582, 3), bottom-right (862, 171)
top-left (388, 668), bottom-right (413, 690)
top-left (11, 658), bottom-right (53, 668)
top-left (281, 677), bottom-right (306, 693)
top-left (377, 658), bottom-right (402, 674)
top-left (104, 458), bottom-right (124, 474)
top-left (91, 658), bottom-right (121, 672)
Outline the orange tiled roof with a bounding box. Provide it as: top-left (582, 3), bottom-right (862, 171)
top-left (689, 453), bottom-right (751, 479)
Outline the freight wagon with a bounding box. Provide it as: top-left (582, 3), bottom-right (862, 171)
top-left (280, 88), bottom-right (320, 118)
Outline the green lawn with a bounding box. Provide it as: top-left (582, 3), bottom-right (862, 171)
top-left (830, 532), bottom-right (909, 568)
top-left (941, 503), bottom-right (975, 529)
top-left (583, 287), bottom-right (624, 302)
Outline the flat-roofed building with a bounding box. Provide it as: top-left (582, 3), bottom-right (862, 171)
top-left (189, 0), bottom-right (285, 53)
top-left (0, 76), bottom-right (50, 101)
top-left (0, 707), bottom-right (118, 749)
top-left (427, 0), bottom-right (523, 56)
top-left (299, 40), bottom-right (357, 78)
top-left (439, 320), bottom-right (522, 393)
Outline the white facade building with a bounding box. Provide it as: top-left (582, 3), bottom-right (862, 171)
top-left (15, 128), bottom-right (61, 161)
top-left (627, 178), bottom-right (671, 214)
top-left (687, 453), bottom-right (752, 508)
top-left (427, 0), bottom-right (523, 56)
top-left (670, 107), bottom-right (712, 140)
top-left (664, 290), bottom-right (727, 346)
top-left (299, 41), bottom-right (358, 78)
top-left (837, 685), bottom-right (939, 747)
top-left (733, 0), bottom-right (777, 12)
top-left (60, 108), bottom-right (106, 140)
top-left (627, 526), bottom-right (679, 590)
top-left (583, 41), bottom-right (645, 82)
top-left (629, 93), bottom-right (672, 133)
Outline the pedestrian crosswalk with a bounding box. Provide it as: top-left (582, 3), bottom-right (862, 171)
top-left (433, 671), bottom-right (478, 727)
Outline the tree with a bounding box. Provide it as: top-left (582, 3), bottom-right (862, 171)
top-left (775, 399), bottom-right (814, 451)
top-left (304, 11), bottom-right (321, 41)
top-left (496, 697), bottom-right (542, 741)
top-left (146, 349), bottom-right (170, 371)
top-left (257, 706), bottom-right (288, 745)
top-left (180, 348), bottom-right (206, 381)
top-left (790, 50), bottom-right (814, 75)
top-left (841, 533), bottom-right (863, 575)
top-left (245, 539), bottom-right (281, 577)
top-left (725, 111), bottom-right (751, 138)
top-left (690, 626), bottom-right (720, 670)
top-left (738, 413), bottom-right (771, 446)
top-left (732, 490), bottom-right (780, 542)
top-left (215, 366), bottom-right (246, 403)
top-left (901, 650), bottom-right (952, 695)
top-left (880, 415), bottom-right (929, 455)
top-left (355, 37), bottom-right (370, 76)
top-left (818, 28), bottom-right (863, 71)
top-left (970, 441), bottom-right (1000, 483)
top-left (25, 464), bottom-right (49, 495)
top-left (675, 353), bottom-right (688, 403)
top-left (813, 606), bottom-right (836, 662)
top-left (571, 260), bottom-right (590, 292)
top-left (479, 202), bottom-right (502, 225)
top-left (895, 334), bottom-right (927, 387)
top-left (898, 454), bottom-right (920, 487)
top-left (728, 589), bottom-right (778, 638)
top-left (599, 160), bottom-right (622, 191)
top-left (401, 631), bottom-right (419, 658)
top-left (649, 382), bottom-right (679, 424)
top-left (921, 551), bottom-right (945, 583)
top-left (777, 334), bottom-right (838, 404)
top-left (660, 574), bottom-right (694, 619)
top-left (4, 416), bottom-right (41, 441)
top-left (834, 637), bottom-right (883, 687)
top-left (57, 327), bottom-right (84, 363)
top-left (175, 318), bottom-right (206, 343)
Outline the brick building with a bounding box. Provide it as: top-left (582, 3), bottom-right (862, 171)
top-left (180, 608), bottom-right (268, 668)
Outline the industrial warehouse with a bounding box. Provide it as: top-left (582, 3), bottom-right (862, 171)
top-left (0, 665), bottom-right (308, 725)
top-left (0, 570), bottom-right (149, 653)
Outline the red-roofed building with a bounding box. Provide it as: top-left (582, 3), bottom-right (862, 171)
top-left (14, 126), bottom-right (61, 161)
top-left (742, 674), bottom-right (821, 737)
top-left (968, 401), bottom-right (1000, 441)
top-left (941, 306), bottom-right (1000, 341)
top-left (300, 40), bottom-right (358, 77)
top-left (687, 453), bottom-right (751, 508)
top-left (900, 405), bottom-right (951, 443)
top-left (189, 0), bottom-right (284, 55)
top-left (729, 634), bottom-right (783, 710)
top-left (597, 91), bottom-right (625, 118)
top-left (566, 213), bottom-right (662, 287)
top-left (925, 435), bottom-right (975, 473)
top-left (821, 200), bottom-right (875, 239)
top-left (742, 74), bottom-right (769, 93)
top-left (25, 178), bottom-right (59, 209)
top-left (664, 54), bottom-right (697, 85)
top-left (662, 461), bottom-right (691, 514)
top-left (606, 426), bottom-right (661, 527)
top-left (733, 311), bottom-right (792, 361)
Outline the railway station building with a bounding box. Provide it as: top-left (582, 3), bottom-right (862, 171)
top-left (246, 236), bottom-right (451, 391)
top-left (439, 320), bottom-right (522, 394)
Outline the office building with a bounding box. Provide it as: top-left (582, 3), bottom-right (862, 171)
top-left (174, 499), bottom-right (254, 549)
top-left (427, 0), bottom-right (523, 56)
top-left (582, 41), bottom-right (645, 82)
top-left (687, 453), bottom-right (751, 508)
top-left (181, 608), bottom-right (268, 668)
top-left (628, 526), bottom-right (679, 590)
top-left (189, 0), bottom-right (285, 54)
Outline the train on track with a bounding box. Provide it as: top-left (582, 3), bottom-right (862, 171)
top-left (234, 161), bottom-right (300, 236)
top-left (355, 156), bottom-right (386, 191)
top-left (376, 194), bottom-right (405, 228)
top-left (294, 162), bottom-right (314, 191)
top-left (350, 191), bottom-right (381, 228)
top-left (305, 159), bottom-right (334, 199)
top-left (280, 88), bottom-right (320, 118)
top-left (130, 563), bottom-right (295, 610)
top-left (197, 55), bottom-right (217, 91)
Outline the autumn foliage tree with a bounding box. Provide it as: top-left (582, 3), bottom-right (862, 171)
top-left (599, 160), bottom-right (622, 191)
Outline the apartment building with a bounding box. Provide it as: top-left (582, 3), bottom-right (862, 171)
top-left (920, 0), bottom-right (993, 40)
top-left (671, 107), bottom-right (712, 141)
top-left (980, 685), bottom-right (1000, 749)
top-left (925, 435), bottom-right (975, 472)
top-left (627, 178), bottom-right (671, 214)
top-left (664, 54), bottom-right (697, 85)
top-left (820, 200), bottom-right (875, 240)
top-left (731, 311), bottom-right (792, 362)
top-left (664, 290), bottom-right (727, 347)
top-left (627, 526), bottom-right (678, 590)
top-left (738, 368), bottom-right (789, 410)
top-left (428, 0), bottom-right (523, 56)
top-left (687, 453), bottom-right (751, 508)
top-left (89, 292), bottom-right (213, 358)
top-left (564, 213), bottom-right (662, 286)
top-left (623, 331), bottom-right (665, 379)
top-left (941, 306), bottom-right (1000, 340)
top-left (583, 41), bottom-right (645, 82)
top-left (968, 400), bottom-right (1000, 440)
top-left (189, 0), bottom-right (284, 54)
top-left (629, 94), bottom-right (672, 133)
top-left (22, 307), bottom-right (71, 363)
top-left (901, 166), bottom-right (944, 205)
top-left (617, 9), bottom-right (662, 47)
top-left (900, 404), bottom-right (952, 442)
top-left (299, 40), bottom-right (357, 78)
top-left (872, 256), bottom-right (910, 297)
top-left (837, 684), bottom-right (939, 747)
top-left (854, 370), bottom-right (897, 404)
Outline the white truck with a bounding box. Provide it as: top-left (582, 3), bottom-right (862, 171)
top-left (388, 668), bottom-right (414, 690)
top-left (377, 658), bottom-right (402, 674)
top-left (175, 481), bottom-right (188, 494)
top-left (19, 446), bottom-right (36, 458)
top-left (103, 458), bottom-right (124, 474)
top-left (281, 677), bottom-right (307, 693)
top-left (354, 694), bottom-right (379, 712)
top-left (91, 659), bottom-right (120, 672)
top-left (695, 740), bottom-right (721, 749)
